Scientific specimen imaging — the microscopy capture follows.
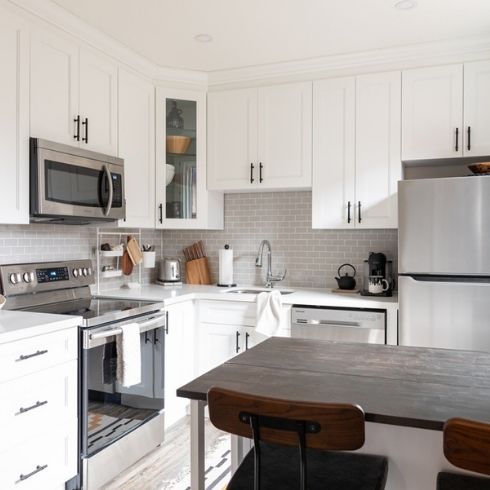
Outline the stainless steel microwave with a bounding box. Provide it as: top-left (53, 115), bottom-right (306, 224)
top-left (30, 138), bottom-right (125, 223)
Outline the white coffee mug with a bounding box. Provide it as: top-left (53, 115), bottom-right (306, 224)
top-left (368, 278), bottom-right (389, 294)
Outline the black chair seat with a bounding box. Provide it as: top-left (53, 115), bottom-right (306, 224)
top-left (437, 471), bottom-right (490, 490)
top-left (228, 443), bottom-right (388, 490)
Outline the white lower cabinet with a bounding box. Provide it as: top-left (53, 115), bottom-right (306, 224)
top-left (164, 302), bottom-right (195, 429)
top-left (0, 326), bottom-right (78, 490)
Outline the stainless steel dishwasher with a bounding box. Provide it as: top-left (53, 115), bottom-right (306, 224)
top-left (291, 306), bottom-right (386, 344)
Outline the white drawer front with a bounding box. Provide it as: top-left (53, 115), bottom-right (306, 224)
top-left (0, 360), bottom-right (77, 452)
top-left (0, 327), bottom-right (77, 383)
top-left (0, 426), bottom-right (77, 490)
top-left (199, 300), bottom-right (256, 326)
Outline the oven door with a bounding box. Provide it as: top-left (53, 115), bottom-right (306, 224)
top-left (81, 312), bottom-right (165, 458)
top-left (30, 139), bottom-right (125, 221)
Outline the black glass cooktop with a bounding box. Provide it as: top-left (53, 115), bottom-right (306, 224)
top-left (24, 297), bottom-right (160, 327)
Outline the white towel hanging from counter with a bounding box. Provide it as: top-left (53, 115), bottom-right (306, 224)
top-left (255, 291), bottom-right (282, 336)
top-left (116, 323), bottom-right (141, 387)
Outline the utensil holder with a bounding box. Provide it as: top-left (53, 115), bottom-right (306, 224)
top-left (186, 257), bottom-right (212, 285)
top-left (142, 251), bottom-right (156, 269)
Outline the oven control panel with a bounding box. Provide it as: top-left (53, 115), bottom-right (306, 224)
top-left (0, 259), bottom-right (94, 296)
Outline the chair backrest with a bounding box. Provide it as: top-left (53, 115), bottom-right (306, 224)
top-left (208, 387), bottom-right (365, 451)
top-left (444, 418), bottom-right (490, 475)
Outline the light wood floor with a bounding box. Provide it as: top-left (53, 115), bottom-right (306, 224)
top-left (102, 416), bottom-right (227, 490)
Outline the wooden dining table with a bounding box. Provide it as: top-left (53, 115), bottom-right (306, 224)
top-left (177, 337), bottom-right (490, 490)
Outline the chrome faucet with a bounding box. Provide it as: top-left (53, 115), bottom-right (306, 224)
top-left (255, 240), bottom-right (287, 288)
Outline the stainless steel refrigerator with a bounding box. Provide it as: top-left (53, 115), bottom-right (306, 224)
top-left (398, 175), bottom-right (490, 350)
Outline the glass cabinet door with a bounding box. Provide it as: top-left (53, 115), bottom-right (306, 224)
top-left (163, 97), bottom-right (197, 221)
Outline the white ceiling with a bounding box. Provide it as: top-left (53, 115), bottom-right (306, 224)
top-left (51, 0), bottom-right (490, 72)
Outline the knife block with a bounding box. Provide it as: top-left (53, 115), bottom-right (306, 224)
top-left (186, 257), bottom-right (212, 285)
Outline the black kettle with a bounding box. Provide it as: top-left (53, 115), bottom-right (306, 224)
top-left (335, 264), bottom-right (357, 290)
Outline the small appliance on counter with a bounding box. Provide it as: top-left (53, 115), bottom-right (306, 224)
top-left (157, 257), bottom-right (182, 285)
top-left (361, 252), bottom-right (394, 297)
top-left (217, 244), bottom-right (236, 287)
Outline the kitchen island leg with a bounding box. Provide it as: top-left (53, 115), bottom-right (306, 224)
top-left (190, 400), bottom-right (206, 490)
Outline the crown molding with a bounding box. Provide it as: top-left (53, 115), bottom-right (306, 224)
top-left (207, 36), bottom-right (490, 89)
top-left (5, 0), bottom-right (208, 88)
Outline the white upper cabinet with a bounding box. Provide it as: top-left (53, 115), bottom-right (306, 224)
top-left (464, 60), bottom-right (490, 157)
top-left (312, 77), bottom-right (356, 229)
top-left (30, 29), bottom-right (79, 147)
top-left (79, 49), bottom-right (118, 155)
top-left (207, 88), bottom-right (257, 190)
top-left (313, 72), bottom-right (401, 230)
top-left (118, 69), bottom-right (155, 228)
top-left (155, 88), bottom-right (223, 229)
top-left (0, 11), bottom-right (29, 224)
top-left (402, 64), bottom-right (463, 160)
top-left (355, 71), bottom-right (401, 229)
top-left (207, 81), bottom-right (312, 191)
top-left (257, 82), bottom-right (312, 189)
top-left (31, 30), bottom-right (118, 155)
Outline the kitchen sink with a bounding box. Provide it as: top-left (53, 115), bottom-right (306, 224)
top-left (225, 288), bottom-right (295, 295)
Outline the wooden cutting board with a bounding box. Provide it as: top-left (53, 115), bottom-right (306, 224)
top-left (121, 250), bottom-right (133, 275)
top-left (126, 236), bottom-right (143, 265)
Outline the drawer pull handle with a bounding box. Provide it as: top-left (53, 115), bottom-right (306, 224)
top-left (17, 464), bottom-right (48, 482)
top-left (16, 400), bottom-right (48, 416)
top-left (16, 349), bottom-right (48, 362)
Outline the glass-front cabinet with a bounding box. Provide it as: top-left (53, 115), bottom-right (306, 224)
top-left (155, 88), bottom-right (223, 229)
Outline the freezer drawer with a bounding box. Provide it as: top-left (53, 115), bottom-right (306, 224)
top-left (398, 176), bottom-right (490, 275)
top-left (399, 275), bottom-right (490, 351)
top-left (291, 307), bottom-right (386, 344)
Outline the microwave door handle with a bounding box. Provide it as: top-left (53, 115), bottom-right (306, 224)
top-left (102, 164), bottom-right (114, 217)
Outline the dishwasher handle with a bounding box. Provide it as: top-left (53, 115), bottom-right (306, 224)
top-left (294, 319), bottom-right (361, 327)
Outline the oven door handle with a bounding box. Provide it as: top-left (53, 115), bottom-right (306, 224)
top-left (88, 314), bottom-right (166, 343)
top-left (102, 164), bottom-right (114, 217)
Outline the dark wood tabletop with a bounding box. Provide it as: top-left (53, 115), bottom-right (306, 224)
top-left (177, 337), bottom-right (490, 430)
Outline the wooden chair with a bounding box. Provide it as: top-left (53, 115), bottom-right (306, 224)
top-left (208, 387), bottom-right (388, 490)
top-left (438, 418), bottom-right (490, 489)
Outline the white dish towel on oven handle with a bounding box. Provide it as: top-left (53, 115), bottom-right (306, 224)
top-left (116, 323), bottom-right (141, 387)
top-left (255, 291), bottom-right (282, 336)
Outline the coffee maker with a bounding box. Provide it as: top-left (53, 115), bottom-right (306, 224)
top-left (361, 252), bottom-right (394, 297)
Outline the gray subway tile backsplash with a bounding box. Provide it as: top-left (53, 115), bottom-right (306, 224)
top-left (0, 191), bottom-right (397, 291)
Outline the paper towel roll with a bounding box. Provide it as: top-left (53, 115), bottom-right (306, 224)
top-left (218, 246), bottom-right (235, 286)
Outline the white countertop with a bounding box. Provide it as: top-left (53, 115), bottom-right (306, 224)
top-left (96, 284), bottom-right (398, 311)
top-left (0, 310), bottom-right (82, 344)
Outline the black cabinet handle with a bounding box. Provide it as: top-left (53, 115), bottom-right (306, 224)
top-left (16, 349), bottom-right (48, 362)
top-left (82, 118), bottom-right (89, 144)
top-left (16, 400), bottom-right (48, 416)
top-left (358, 201), bottom-right (362, 224)
top-left (250, 163), bottom-right (255, 184)
top-left (159, 203), bottom-right (163, 224)
top-left (74, 115), bottom-right (80, 141)
top-left (165, 310), bottom-right (169, 334)
top-left (259, 162), bottom-right (263, 183)
top-left (245, 332), bottom-right (250, 350)
top-left (455, 127), bottom-right (459, 152)
top-left (347, 201), bottom-right (351, 224)
top-left (467, 126), bottom-right (471, 151)
top-left (18, 464), bottom-right (48, 483)
top-left (235, 331), bottom-right (241, 354)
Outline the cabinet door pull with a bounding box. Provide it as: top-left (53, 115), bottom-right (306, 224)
top-left (159, 203), bottom-right (163, 224)
top-left (259, 162), bottom-right (263, 183)
top-left (16, 400), bottom-right (48, 416)
top-left (82, 117), bottom-right (89, 144)
top-left (455, 127), bottom-right (459, 152)
top-left (235, 331), bottom-right (241, 354)
top-left (250, 163), bottom-right (255, 184)
top-left (467, 126), bottom-right (471, 151)
top-left (165, 310), bottom-right (169, 334)
top-left (17, 464), bottom-right (48, 483)
top-left (16, 349), bottom-right (48, 362)
top-left (347, 201), bottom-right (351, 224)
top-left (74, 115), bottom-right (80, 141)
top-left (358, 201), bottom-right (362, 224)
top-left (245, 332), bottom-right (250, 350)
